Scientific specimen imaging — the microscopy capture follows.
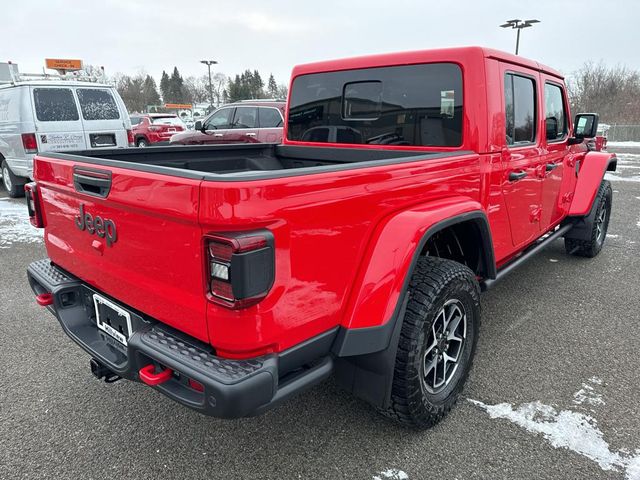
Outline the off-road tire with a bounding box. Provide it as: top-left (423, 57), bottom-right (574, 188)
top-left (383, 256), bottom-right (480, 429)
top-left (565, 180), bottom-right (612, 258)
top-left (1, 160), bottom-right (25, 198)
top-left (136, 138), bottom-right (148, 148)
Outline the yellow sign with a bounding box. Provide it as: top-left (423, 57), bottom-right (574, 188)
top-left (164, 103), bottom-right (192, 109)
top-left (45, 58), bottom-right (83, 71)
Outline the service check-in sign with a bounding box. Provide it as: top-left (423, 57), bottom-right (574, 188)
top-left (45, 58), bottom-right (83, 71)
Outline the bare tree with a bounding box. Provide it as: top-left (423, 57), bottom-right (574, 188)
top-left (567, 62), bottom-right (640, 124)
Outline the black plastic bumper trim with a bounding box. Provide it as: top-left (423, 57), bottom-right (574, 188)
top-left (27, 259), bottom-right (336, 418)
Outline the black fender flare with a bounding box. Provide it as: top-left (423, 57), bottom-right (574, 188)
top-left (331, 211), bottom-right (495, 409)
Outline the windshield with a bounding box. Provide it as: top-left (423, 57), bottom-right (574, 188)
top-left (287, 63), bottom-right (463, 147)
top-left (151, 116), bottom-right (184, 126)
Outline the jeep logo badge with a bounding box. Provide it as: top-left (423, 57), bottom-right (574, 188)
top-left (75, 204), bottom-right (117, 247)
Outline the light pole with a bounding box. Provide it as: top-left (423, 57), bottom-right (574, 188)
top-left (200, 60), bottom-right (218, 109)
top-left (500, 19), bottom-right (540, 55)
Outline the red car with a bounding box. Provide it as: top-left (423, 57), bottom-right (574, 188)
top-left (169, 100), bottom-right (285, 145)
top-left (130, 114), bottom-right (186, 147)
top-left (27, 47), bottom-right (615, 427)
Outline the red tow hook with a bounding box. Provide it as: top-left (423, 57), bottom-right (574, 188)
top-left (35, 293), bottom-right (54, 306)
top-left (139, 364), bottom-right (173, 386)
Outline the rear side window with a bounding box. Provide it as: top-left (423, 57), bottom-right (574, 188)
top-left (505, 74), bottom-right (536, 145)
top-left (544, 83), bottom-right (567, 141)
top-left (288, 63), bottom-right (463, 147)
top-left (33, 88), bottom-right (79, 122)
top-left (151, 116), bottom-right (184, 126)
top-left (258, 107), bottom-right (283, 128)
top-left (232, 106), bottom-right (257, 129)
top-left (77, 89), bottom-right (120, 120)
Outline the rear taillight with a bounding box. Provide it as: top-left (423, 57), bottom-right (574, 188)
top-left (21, 133), bottom-right (37, 154)
top-left (126, 129), bottom-right (134, 146)
top-left (24, 182), bottom-right (44, 228)
top-left (206, 231), bottom-right (275, 309)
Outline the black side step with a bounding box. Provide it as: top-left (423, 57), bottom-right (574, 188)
top-left (481, 224), bottom-right (573, 291)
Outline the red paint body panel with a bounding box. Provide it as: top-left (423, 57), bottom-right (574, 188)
top-left (569, 151), bottom-right (617, 216)
top-left (33, 47), bottom-right (610, 358)
top-left (132, 115), bottom-right (185, 145)
top-left (34, 156), bottom-right (210, 342)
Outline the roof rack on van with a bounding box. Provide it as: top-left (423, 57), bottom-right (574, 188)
top-left (0, 63), bottom-right (108, 85)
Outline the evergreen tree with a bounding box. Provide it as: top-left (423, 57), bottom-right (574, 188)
top-left (267, 74), bottom-right (278, 98)
top-left (159, 71), bottom-right (170, 103)
top-left (142, 75), bottom-right (161, 107)
top-left (169, 67), bottom-right (186, 103)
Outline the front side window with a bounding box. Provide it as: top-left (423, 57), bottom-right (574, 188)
top-left (544, 83), bottom-right (567, 141)
top-left (204, 108), bottom-right (233, 129)
top-left (504, 74), bottom-right (536, 145)
top-left (288, 63), bottom-right (463, 147)
top-left (77, 89), bottom-right (120, 120)
top-left (232, 107), bottom-right (257, 129)
top-left (258, 107), bottom-right (283, 128)
top-left (33, 88), bottom-right (79, 122)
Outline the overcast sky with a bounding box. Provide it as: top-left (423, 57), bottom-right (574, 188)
top-left (3, 0), bottom-right (639, 85)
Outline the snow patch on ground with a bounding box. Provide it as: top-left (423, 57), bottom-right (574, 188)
top-left (605, 173), bottom-right (640, 183)
top-left (0, 198), bottom-right (43, 248)
top-left (470, 380), bottom-right (640, 480)
top-left (608, 141), bottom-right (640, 147)
top-left (573, 378), bottom-right (606, 406)
top-left (373, 469), bottom-right (409, 480)
top-left (606, 234), bottom-right (619, 239)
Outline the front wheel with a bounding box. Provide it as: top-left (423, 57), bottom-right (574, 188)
top-left (383, 256), bottom-right (480, 429)
top-left (565, 180), bottom-right (612, 258)
top-left (1, 160), bottom-right (25, 198)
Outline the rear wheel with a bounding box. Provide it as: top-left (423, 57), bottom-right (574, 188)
top-left (136, 138), bottom-right (148, 148)
top-left (383, 256), bottom-right (480, 429)
top-left (1, 160), bottom-right (25, 198)
top-left (565, 180), bottom-right (612, 258)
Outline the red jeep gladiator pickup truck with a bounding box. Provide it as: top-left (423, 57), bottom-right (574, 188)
top-left (26, 47), bottom-right (616, 428)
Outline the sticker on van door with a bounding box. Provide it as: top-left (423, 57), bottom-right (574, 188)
top-left (39, 133), bottom-right (84, 151)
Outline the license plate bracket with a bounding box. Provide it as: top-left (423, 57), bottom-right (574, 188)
top-left (93, 294), bottom-right (132, 346)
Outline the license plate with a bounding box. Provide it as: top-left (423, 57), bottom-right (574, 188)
top-left (93, 294), bottom-right (132, 345)
top-left (90, 133), bottom-right (116, 147)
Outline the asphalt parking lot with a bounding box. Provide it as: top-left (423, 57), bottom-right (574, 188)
top-left (1, 147), bottom-right (639, 480)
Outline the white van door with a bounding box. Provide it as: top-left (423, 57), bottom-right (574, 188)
top-left (74, 87), bottom-right (128, 148)
top-left (31, 86), bottom-right (88, 152)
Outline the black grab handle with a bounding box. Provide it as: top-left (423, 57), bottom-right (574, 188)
top-left (73, 166), bottom-right (112, 198)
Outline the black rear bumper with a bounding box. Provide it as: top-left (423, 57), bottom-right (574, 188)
top-left (27, 259), bottom-right (335, 418)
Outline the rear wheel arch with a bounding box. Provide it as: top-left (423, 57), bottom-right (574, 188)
top-left (332, 210), bottom-right (494, 409)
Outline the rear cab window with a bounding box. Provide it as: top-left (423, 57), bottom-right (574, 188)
top-left (504, 73), bottom-right (537, 146)
top-left (33, 88), bottom-right (79, 122)
top-left (76, 88), bottom-right (120, 120)
top-left (287, 63), bottom-right (463, 147)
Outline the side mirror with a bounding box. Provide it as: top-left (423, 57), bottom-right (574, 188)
top-left (573, 113), bottom-right (599, 139)
top-left (195, 120), bottom-right (203, 132)
top-left (545, 117), bottom-right (558, 141)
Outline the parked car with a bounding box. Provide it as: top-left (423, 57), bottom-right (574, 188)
top-left (130, 114), bottom-right (186, 147)
top-left (169, 100), bottom-right (285, 145)
top-left (0, 79), bottom-right (132, 197)
top-left (26, 47), bottom-right (616, 428)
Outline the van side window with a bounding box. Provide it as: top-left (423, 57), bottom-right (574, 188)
top-left (544, 83), bottom-right (567, 141)
top-left (504, 74), bottom-right (536, 145)
top-left (77, 89), bottom-right (120, 120)
top-left (33, 88), bottom-right (79, 122)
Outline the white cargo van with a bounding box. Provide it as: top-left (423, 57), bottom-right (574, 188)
top-left (0, 75), bottom-right (132, 197)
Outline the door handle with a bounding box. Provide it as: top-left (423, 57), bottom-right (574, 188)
top-left (245, 133), bottom-right (256, 137)
top-left (546, 163), bottom-right (559, 172)
top-left (508, 171), bottom-right (528, 182)
top-left (213, 133), bottom-right (224, 137)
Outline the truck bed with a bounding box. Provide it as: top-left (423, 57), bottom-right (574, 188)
top-left (43, 143), bottom-right (466, 181)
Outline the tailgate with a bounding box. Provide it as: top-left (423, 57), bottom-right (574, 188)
top-left (35, 156), bottom-right (208, 342)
